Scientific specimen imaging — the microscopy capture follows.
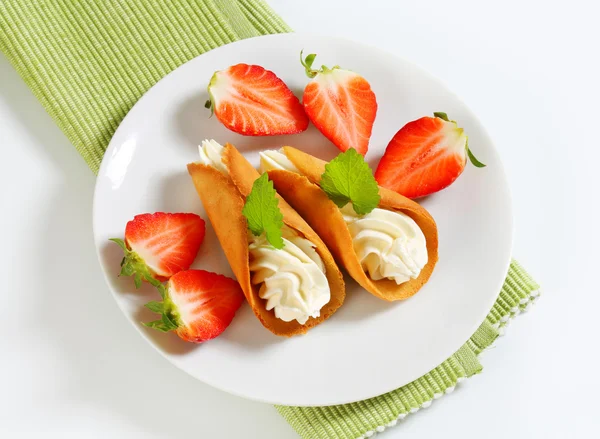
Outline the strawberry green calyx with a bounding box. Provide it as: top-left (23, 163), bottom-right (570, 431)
top-left (204, 71), bottom-right (219, 117)
top-left (204, 99), bottom-right (213, 116)
top-left (143, 292), bottom-right (182, 333)
top-left (433, 112), bottom-right (450, 121)
top-left (300, 50), bottom-right (340, 79)
top-left (433, 112), bottom-right (486, 168)
top-left (109, 238), bottom-right (161, 289)
top-left (300, 50), bottom-right (318, 78)
top-left (466, 140), bottom-right (486, 168)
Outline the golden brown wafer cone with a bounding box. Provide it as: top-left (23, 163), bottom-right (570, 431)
top-left (187, 144), bottom-right (345, 337)
top-left (266, 146), bottom-right (439, 302)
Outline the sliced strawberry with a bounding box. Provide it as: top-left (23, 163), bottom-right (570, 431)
top-left (300, 51), bottom-right (377, 155)
top-left (375, 112), bottom-right (485, 199)
top-left (144, 270), bottom-right (244, 343)
top-left (110, 212), bottom-right (205, 287)
top-left (205, 63), bottom-right (308, 136)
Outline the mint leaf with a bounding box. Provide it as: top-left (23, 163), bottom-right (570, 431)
top-left (242, 173), bottom-right (284, 249)
top-left (320, 148), bottom-right (380, 215)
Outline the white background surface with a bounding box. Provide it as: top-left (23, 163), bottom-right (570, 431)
top-left (1, 0), bottom-right (598, 437)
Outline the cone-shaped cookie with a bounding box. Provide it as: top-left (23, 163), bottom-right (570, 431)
top-left (265, 146), bottom-right (438, 301)
top-left (187, 143), bottom-right (345, 336)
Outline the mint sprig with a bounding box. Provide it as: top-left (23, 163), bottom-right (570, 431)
top-left (242, 173), bottom-right (284, 249)
top-left (320, 148), bottom-right (380, 215)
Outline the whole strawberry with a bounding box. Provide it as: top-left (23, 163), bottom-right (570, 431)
top-left (110, 212), bottom-right (205, 287)
top-left (205, 63), bottom-right (308, 136)
top-left (144, 270), bottom-right (244, 343)
top-left (375, 112), bottom-right (485, 199)
top-left (300, 51), bottom-right (377, 155)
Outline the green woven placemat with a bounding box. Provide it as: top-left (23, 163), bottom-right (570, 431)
top-left (0, 0), bottom-right (290, 174)
top-left (0, 2), bottom-right (541, 438)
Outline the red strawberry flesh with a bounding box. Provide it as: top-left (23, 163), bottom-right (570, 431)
top-left (148, 270), bottom-right (244, 343)
top-left (300, 52), bottom-right (377, 155)
top-left (303, 69), bottom-right (376, 155)
top-left (207, 64), bottom-right (308, 136)
top-left (110, 212), bottom-right (206, 288)
top-left (125, 212), bottom-right (205, 280)
top-left (375, 115), bottom-right (473, 198)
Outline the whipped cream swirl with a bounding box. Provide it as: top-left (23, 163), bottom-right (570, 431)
top-left (248, 228), bottom-right (329, 324)
top-left (340, 205), bottom-right (427, 284)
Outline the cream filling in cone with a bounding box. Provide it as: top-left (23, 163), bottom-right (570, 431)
top-left (199, 139), bottom-right (228, 174)
top-left (249, 228), bottom-right (329, 325)
top-left (259, 149), bottom-right (428, 285)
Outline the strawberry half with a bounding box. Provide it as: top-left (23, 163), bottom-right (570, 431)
top-left (375, 112), bottom-right (485, 199)
top-left (300, 51), bottom-right (377, 155)
top-left (205, 63), bottom-right (308, 136)
top-left (144, 270), bottom-right (244, 343)
top-left (110, 212), bottom-right (205, 287)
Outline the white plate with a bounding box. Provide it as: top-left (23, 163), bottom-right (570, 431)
top-left (93, 33), bottom-right (512, 406)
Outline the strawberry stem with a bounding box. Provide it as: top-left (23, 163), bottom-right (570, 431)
top-left (300, 50), bottom-right (339, 78)
top-left (300, 50), bottom-right (318, 78)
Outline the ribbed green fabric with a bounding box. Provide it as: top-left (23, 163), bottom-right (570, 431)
top-left (277, 260), bottom-right (541, 439)
top-left (0, 4), bottom-right (540, 438)
top-left (0, 0), bottom-right (291, 174)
